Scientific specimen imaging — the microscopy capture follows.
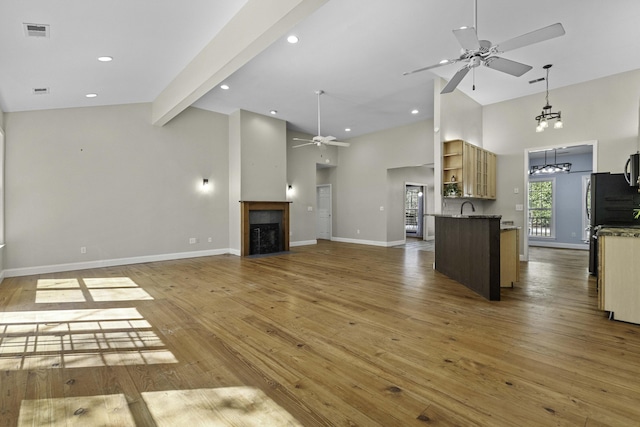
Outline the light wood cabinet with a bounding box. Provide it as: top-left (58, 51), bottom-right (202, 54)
top-left (500, 228), bottom-right (520, 287)
top-left (598, 234), bottom-right (640, 324)
top-left (442, 139), bottom-right (496, 199)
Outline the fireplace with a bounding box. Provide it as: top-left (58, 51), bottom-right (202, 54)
top-left (240, 201), bottom-right (290, 256)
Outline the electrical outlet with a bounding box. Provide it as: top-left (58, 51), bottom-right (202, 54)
top-left (514, 187), bottom-right (519, 194)
top-left (207, 237), bottom-right (212, 243)
top-left (357, 229), bottom-right (360, 234)
top-left (379, 206), bottom-right (384, 211)
top-left (307, 206), bottom-right (313, 212)
top-left (80, 246), bottom-right (86, 254)
top-left (189, 238), bottom-right (196, 244)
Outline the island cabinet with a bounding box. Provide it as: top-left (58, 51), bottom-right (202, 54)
top-left (434, 215), bottom-right (502, 301)
top-left (598, 227), bottom-right (640, 324)
top-left (442, 139), bottom-right (496, 200)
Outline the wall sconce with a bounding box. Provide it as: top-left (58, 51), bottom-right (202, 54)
top-left (203, 179), bottom-right (209, 187)
top-left (288, 184), bottom-right (293, 191)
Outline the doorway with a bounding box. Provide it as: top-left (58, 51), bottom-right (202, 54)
top-left (316, 184), bottom-right (332, 240)
top-left (405, 185), bottom-right (425, 238)
top-left (523, 141), bottom-right (597, 260)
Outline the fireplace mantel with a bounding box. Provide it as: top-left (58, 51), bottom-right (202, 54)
top-left (240, 201), bottom-right (291, 257)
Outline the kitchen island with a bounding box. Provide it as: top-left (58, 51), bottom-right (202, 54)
top-left (434, 214), bottom-right (502, 301)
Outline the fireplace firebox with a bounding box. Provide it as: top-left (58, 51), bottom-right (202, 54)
top-left (240, 201), bottom-right (290, 256)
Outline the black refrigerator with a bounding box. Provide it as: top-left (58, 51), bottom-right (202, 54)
top-left (588, 172), bottom-right (640, 274)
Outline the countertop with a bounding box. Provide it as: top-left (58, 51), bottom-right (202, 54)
top-left (429, 214), bottom-right (502, 219)
top-left (597, 226), bottom-right (640, 238)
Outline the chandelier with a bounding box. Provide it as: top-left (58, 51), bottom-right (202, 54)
top-left (529, 149), bottom-right (571, 174)
top-left (535, 64), bottom-right (563, 132)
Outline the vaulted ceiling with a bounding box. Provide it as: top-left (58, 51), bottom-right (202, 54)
top-left (2, 0), bottom-right (640, 139)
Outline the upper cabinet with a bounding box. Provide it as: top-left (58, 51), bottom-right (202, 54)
top-left (443, 139), bottom-right (496, 200)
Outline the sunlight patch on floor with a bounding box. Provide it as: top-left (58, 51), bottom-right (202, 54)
top-left (142, 387), bottom-right (303, 427)
top-left (18, 394), bottom-right (135, 427)
top-left (35, 277), bottom-right (154, 303)
top-left (0, 308), bottom-right (177, 370)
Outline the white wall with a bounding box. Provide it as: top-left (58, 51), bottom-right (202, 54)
top-left (4, 104), bottom-right (230, 274)
top-left (483, 68), bottom-right (640, 254)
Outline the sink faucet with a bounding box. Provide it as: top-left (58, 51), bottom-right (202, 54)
top-left (460, 201), bottom-right (476, 215)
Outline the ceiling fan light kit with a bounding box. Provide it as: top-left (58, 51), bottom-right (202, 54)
top-left (535, 64), bottom-right (563, 132)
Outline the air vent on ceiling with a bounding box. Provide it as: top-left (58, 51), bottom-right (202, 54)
top-left (23, 23), bottom-right (50, 38)
top-left (32, 87), bottom-right (50, 95)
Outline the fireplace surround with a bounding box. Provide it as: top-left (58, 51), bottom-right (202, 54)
top-left (240, 201), bottom-right (291, 256)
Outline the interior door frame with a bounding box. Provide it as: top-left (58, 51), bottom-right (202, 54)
top-left (523, 140), bottom-right (598, 261)
top-left (404, 181), bottom-right (428, 241)
top-left (316, 184), bottom-right (332, 240)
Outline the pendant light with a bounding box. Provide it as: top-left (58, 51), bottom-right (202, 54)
top-left (535, 64), bottom-right (563, 132)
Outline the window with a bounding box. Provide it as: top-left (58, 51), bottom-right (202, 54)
top-left (528, 178), bottom-right (555, 238)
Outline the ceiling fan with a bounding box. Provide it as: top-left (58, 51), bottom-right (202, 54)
top-left (292, 90), bottom-right (350, 148)
top-left (403, 0), bottom-right (565, 94)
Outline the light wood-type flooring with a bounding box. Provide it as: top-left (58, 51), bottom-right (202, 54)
top-left (1, 241), bottom-right (639, 426)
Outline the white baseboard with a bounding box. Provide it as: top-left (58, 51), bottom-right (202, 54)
top-left (3, 248), bottom-right (234, 278)
top-left (529, 241), bottom-right (589, 250)
top-left (290, 240), bottom-right (317, 247)
top-left (331, 237), bottom-right (403, 247)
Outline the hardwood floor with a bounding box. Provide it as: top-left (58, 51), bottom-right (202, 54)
top-left (1, 242), bottom-right (639, 426)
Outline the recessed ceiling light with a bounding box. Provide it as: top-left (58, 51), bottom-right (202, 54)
top-left (411, 109), bottom-right (419, 115)
top-left (287, 35), bottom-right (299, 44)
top-left (345, 128), bottom-right (351, 132)
top-left (98, 56), bottom-right (113, 62)
top-left (220, 84), bottom-right (229, 90)
top-left (270, 110), bottom-right (278, 115)
top-left (85, 93), bottom-right (98, 98)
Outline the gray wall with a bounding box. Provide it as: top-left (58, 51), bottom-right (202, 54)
top-left (238, 110), bottom-right (287, 201)
top-left (4, 104), bottom-right (230, 272)
top-left (286, 130), bottom-right (338, 244)
top-left (435, 78), bottom-right (486, 216)
top-left (334, 119), bottom-right (433, 245)
top-left (386, 166), bottom-right (434, 242)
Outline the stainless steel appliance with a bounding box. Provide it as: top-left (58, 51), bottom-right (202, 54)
top-left (624, 152), bottom-right (640, 187)
top-left (588, 172), bottom-right (640, 275)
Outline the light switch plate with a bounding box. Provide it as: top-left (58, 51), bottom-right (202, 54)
top-left (514, 187), bottom-right (519, 194)
top-left (515, 204), bottom-right (524, 211)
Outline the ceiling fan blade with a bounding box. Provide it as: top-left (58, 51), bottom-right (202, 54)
top-left (441, 66), bottom-right (470, 94)
top-left (324, 140), bottom-right (350, 147)
top-left (292, 142), bottom-right (315, 148)
top-left (324, 136), bottom-right (336, 141)
top-left (292, 137), bottom-right (313, 142)
top-left (495, 23), bottom-right (565, 53)
top-left (452, 27), bottom-right (480, 51)
top-left (484, 56), bottom-right (532, 77)
top-left (403, 58), bottom-right (460, 76)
